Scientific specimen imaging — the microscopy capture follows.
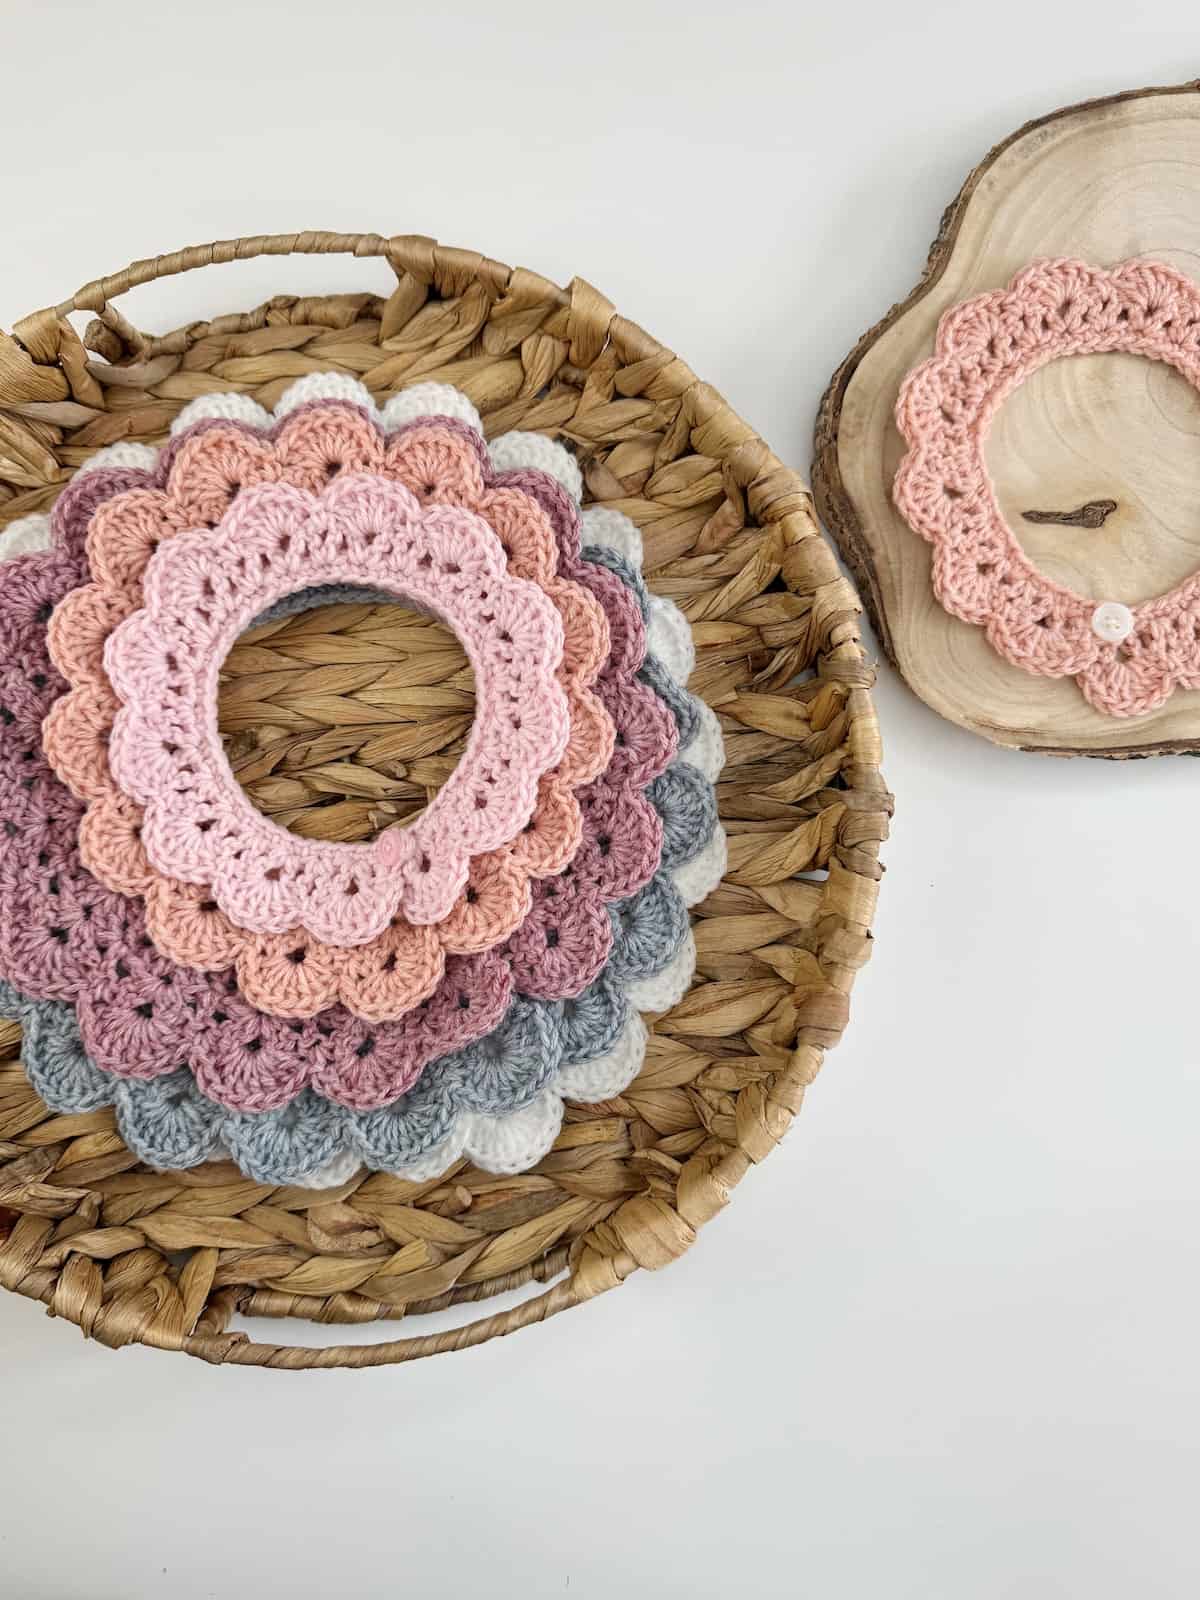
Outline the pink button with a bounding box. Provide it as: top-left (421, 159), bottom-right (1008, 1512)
top-left (375, 828), bottom-right (407, 868)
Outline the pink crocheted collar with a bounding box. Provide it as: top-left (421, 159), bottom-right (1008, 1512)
top-left (99, 476), bottom-right (570, 945)
top-left (894, 257), bottom-right (1200, 718)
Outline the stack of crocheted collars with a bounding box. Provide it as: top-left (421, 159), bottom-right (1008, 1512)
top-left (0, 377), bottom-right (725, 1186)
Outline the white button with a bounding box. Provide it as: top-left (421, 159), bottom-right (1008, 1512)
top-left (1091, 601), bottom-right (1134, 644)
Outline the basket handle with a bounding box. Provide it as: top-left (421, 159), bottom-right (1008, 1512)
top-left (8, 229), bottom-right (613, 391)
top-left (10, 230), bottom-right (544, 367)
top-left (51, 231), bottom-right (411, 319)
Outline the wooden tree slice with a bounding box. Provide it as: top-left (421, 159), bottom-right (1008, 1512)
top-left (813, 79), bottom-right (1200, 757)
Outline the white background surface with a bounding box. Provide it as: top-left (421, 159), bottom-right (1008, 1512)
top-left (1, 4), bottom-right (1198, 1595)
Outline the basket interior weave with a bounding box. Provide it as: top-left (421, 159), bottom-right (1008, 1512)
top-left (0, 233), bottom-right (887, 1368)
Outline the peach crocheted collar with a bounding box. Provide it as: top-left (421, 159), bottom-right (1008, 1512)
top-left (42, 396), bottom-right (615, 1022)
top-left (894, 257), bottom-right (1200, 718)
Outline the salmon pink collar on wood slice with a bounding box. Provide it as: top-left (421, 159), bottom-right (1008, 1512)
top-left (894, 257), bottom-right (1200, 718)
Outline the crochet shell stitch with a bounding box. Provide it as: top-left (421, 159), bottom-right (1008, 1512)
top-left (0, 377), bottom-right (725, 1186)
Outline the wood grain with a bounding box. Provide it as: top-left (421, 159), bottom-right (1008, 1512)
top-left (813, 80), bottom-right (1200, 756)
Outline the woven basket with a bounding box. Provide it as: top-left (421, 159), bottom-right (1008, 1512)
top-left (0, 232), bottom-right (888, 1369)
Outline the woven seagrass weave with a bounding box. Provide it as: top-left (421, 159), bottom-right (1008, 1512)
top-left (0, 233), bottom-right (888, 1369)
